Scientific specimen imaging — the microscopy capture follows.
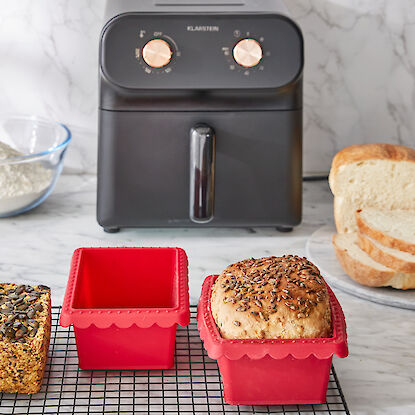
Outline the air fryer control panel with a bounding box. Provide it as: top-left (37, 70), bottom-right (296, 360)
top-left (101, 14), bottom-right (303, 90)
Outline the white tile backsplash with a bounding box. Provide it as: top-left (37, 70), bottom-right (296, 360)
top-left (0, 0), bottom-right (414, 174)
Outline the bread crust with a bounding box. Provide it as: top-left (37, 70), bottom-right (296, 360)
top-left (333, 234), bottom-right (415, 289)
top-left (356, 210), bottom-right (415, 255)
top-left (357, 232), bottom-right (415, 273)
top-left (329, 144), bottom-right (415, 192)
top-left (211, 256), bottom-right (332, 340)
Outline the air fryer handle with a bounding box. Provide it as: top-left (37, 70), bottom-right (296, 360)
top-left (189, 124), bottom-right (215, 223)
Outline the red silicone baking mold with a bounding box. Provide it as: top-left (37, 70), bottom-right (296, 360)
top-left (60, 247), bottom-right (190, 370)
top-left (197, 275), bottom-right (348, 405)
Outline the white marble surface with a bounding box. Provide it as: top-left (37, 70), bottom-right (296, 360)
top-left (1, 0), bottom-right (415, 175)
top-left (0, 175), bottom-right (414, 414)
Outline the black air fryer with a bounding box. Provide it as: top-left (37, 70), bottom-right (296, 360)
top-left (97, 0), bottom-right (303, 232)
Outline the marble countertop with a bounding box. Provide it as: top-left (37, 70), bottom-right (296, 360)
top-left (1, 175), bottom-right (414, 414)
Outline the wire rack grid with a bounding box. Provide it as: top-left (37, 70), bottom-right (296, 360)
top-left (0, 306), bottom-right (349, 414)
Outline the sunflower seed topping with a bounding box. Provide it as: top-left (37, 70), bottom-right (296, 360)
top-left (0, 283), bottom-right (49, 343)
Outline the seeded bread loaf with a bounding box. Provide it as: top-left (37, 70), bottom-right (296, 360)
top-left (328, 144), bottom-right (415, 233)
top-left (211, 256), bottom-right (332, 339)
top-left (333, 233), bottom-right (415, 289)
top-left (0, 283), bottom-right (51, 394)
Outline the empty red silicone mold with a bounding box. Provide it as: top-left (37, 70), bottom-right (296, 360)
top-left (197, 275), bottom-right (348, 405)
top-left (60, 247), bottom-right (190, 370)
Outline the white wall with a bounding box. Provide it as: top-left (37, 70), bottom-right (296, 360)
top-left (0, 0), bottom-right (414, 174)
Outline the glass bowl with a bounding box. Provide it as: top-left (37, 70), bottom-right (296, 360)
top-left (0, 115), bottom-right (72, 217)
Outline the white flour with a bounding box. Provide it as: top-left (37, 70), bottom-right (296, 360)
top-left (0, 141), bottom-right (52, 215)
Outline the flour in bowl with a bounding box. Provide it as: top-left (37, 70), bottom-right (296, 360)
top-left (0, 141), bottom-right (52, 215)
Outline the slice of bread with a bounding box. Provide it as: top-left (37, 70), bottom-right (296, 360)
top-left (329, 144), bottom-right (415, 233)
top-left (332, 233), bottom-right (415, 289)
top-left (356, 208), bottom-right (415, 255)
top-left (357, 232), bottom-right (415, 273)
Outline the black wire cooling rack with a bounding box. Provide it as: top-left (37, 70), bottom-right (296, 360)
top-left (0, 306), bottom-right (349, 414)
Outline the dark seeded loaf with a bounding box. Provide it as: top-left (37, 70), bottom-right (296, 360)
top-left (0, 283), bottom-right (51, 394)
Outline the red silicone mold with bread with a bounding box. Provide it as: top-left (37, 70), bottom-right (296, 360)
top-left (197, 275), bottom-right (348, 405)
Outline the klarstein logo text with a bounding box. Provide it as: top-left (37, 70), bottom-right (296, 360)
top-left (187, 25), bottom-right (219, 32)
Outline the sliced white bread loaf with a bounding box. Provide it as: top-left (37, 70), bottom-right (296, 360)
top-left (356, 208), bottom-right (415, 255)
top-left (332, 233), bottom-right (415, 289)
top-left (357, 233), bottom-right (415, 273)
top-left (329, 144), bottom-right (415, 233)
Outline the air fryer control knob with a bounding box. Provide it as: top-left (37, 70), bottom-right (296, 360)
top-left (142, 39), bottom-right (172, 68)
top-left (233, 38), bottom-right (263, 68)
